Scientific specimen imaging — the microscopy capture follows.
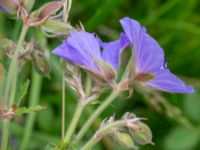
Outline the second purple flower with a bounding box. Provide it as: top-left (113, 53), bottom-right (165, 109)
top-left (53, 31), bottom-right (128, 83)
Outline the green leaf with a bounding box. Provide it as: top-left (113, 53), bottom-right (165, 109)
top-left (164, 126), bottom-right (200, 150)
top-left (15, 79), bottom-right (30, 107)
top-left (15, 105), bottom-right (47, 115)
top-left (184, 92), bottom-right (200, 123)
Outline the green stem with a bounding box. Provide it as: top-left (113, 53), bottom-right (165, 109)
top-left (75, 89), bottom-right (120, 143)
top-left (20, 70), bottom-right (42, 150)
top-left (3, 25), bottom-right (28, 106)
top-left (1, 120), bottom-right (9, 150)
top-left (80, 121), bottom-right (125, 150)
top-left (1, 24), bottom-right (28, 150)
top-left (80, 136), bottom-right (98, 150)
top-left (62, 103), bottom-right (84, 148)
top-left (61, 71), bottom-right (66, 140)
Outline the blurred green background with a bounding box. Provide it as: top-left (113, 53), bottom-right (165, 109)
top-left (1, 0), bottom-right (200, 150)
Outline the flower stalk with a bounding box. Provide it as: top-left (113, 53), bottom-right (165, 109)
top-left (80, 120), bottom-right (126, 150)
top-left (75, 89), bottom-right (120, 143)
top-left (61, 103), bottom-right (84, 148)
top-left (61, 70), bottom-right (66, 140)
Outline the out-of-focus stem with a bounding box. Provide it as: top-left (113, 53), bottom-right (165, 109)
top-left (1, 24), bottom-right (28, 150)
top-left (75, 89), bottom-right (120, 143)
top-left (3, 25), bottom-right (28, 106)
top-left (20, 71), bottom-right (42, 150)
top-left (1, 120), bottom-right (9, 150)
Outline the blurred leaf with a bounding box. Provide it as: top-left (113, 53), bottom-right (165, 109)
top-left (184, 92), bottom-right (200, 123)
top-left (15, 79), bottom-right (30, 107)
top-left (37, 106), bottom-right (54, 132)
top-left (0, 38), bottom-right (15, 50)
top-left (45, 143), bottom-right (58, 150)
top-left (164, 126), bottom-right (200, 150)
top-left (16, 105), bottom-right (47, 115)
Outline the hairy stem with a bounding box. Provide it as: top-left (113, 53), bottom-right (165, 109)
top-left (20, 71), bottom-right (42, 150)
top-left (80, 121), bottom-right (125, 150)
top-left (1, 24), bottom-right (28, 150)
top-left (75, 89), bottom-right (120, 143)
top-left (61, 71), bottom-right (66, 140)
top-left (62, 103), bottom-right (84, 148)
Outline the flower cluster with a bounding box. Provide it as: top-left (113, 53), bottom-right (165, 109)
top-left (53, 17), bottom-right (194, 93)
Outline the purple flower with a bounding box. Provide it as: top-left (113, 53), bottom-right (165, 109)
top-left (52, 31), bottom-right (129, 81)
top-left (0, 4), bottom-right (9, 13)
top-left (120, 17), bottom-right (194, 93)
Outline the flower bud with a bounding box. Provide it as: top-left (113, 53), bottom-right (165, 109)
top-left (41, 19), bottom-right (74, 37)
top-left (114, 132), bottom-right (136, 149)
top-left (32, 50), bottom-right (50, 77)
top-left (122, 112), bottom-right (136, 120)
top-left (25, 1), bottom-right (63, 26)
top-left (23, 0), bottom-right (35, 12)
top-left (130, 122), bottom-right (153, 145)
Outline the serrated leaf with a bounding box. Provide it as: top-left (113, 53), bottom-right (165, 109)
top-left (15, 79), bottom-right (30, 107)
top-left (15, 105), bottom-right (47, 115)
top-left (164, 126), bottom-right (200, 150)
